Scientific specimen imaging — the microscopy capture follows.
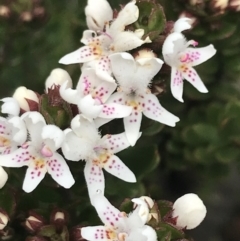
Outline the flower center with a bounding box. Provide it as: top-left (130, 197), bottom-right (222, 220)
top-left (93, 148), bottom-right (112, 168)
top-left (89, 39), bottom-right (103, 57)
top-left (0, 136), bottom-right (10, 147)
top-left (33, 159), bottom-right (45, 170)
top-left (106, 229), bottom-right (117, 240)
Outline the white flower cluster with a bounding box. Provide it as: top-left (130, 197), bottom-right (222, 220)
top-left (0, 0), bottom-right (214, 236)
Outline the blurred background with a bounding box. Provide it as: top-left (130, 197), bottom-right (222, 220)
top-left (1, 0), bottom-right (240, 241)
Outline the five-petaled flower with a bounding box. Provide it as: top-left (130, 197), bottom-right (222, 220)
top-left (59, 0), bottom-right (150, 82)
top-left (62, 114), bottom-right (136, 202)
top-left (81, 194), bottom-right (157, 241)
top-left (162, 18), bottom-right (217, 102)
top-left (0, 112), bottom-right (75, 192)
top-left (102, 52), bottom-right (179, 146)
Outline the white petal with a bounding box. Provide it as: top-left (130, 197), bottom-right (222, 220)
top-left (170, 68), bottom-right (184, 102)
top-left (46, 69), bottom-right (73, 93)
top-left (23, 161), bottom-right (47, 193)
top-left (131, 198), bottom-right (149, 224)
top-left (98, 103), bottom-right (132, 119)
top-left (84, 161), bottom-right (105, 204)
top-left (104, 155), bottom-right (136, 182)
top-left (12, 86), bottom-right (39, 111)
top-left (182, 45), bottom-right (217, 67)
top-left (85, 0), bottom-right (113, 31)
top-left (81, 226), bottom-right (110, 241)
top-left (46, 153), bottom-right (75, 189)
top-left (182, 67), bottom-right (208, 93)
top-left (0, 167), bottom-right (8, 188)
top-left (59, 81), bottom-right (80, 105)
top-left (1, 98), bottom-right (20, 116)
top-left (91, 194), bottom-right (122, 228)
top-left (62, 129), bottom-right (92, 161)
top-left (94, 117), bottom-right (112, 128)
top-left (78, 95), bottom-right (103, 119)
top-left (174, 18), bottom-right (192, 33)
top-left (59, 47), bottom-right (96, 65)
top-left (123, 111), bottom-right (142, 146)
top-left (102, 132), bottom-right (130, 153)
top-left (109, 53), bottom-right (135, 87)
top-left (141, 226), bottom-right (157, 241)
top-left (110, 1), bottom-right (139, 35)
top-left (41, 125), bottom-right (65, 151)
top-left (142, 94), bottom-right (179, 127)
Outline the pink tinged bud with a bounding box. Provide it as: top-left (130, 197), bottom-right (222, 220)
top-left (45, 68), bottom-right (72, 93)
top-left (13, 86), bottom-right (39, 112)
top-left (172, 193), bottom-right (207, 230)
top-left (0, 212), bottom-right (8, 230)
top-left (50, 209), bottom-right (69, 232)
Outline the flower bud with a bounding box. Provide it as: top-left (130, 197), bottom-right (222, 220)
top-left (45, 68), bottom-right (72, 93)
top-left (0, 210), bottom-right (8, 230)
top-left (210, 0), bottom-right (229, 13)
top-left (0, 5), bottom-right (10, 18)
top-left (134, 49), bottom-right (157, 61)
top-left (50, 209), bottom-right (69, 231)
top-left (13, 86), bottom-right (39, 112)
top-left (0, 167), bottom-right (8, 189)
top-left (229, 0), bottom-right (240, 11)
top-left (172, 193), bottom-right (207, 230)
top-left (25, 212), bottom-right (45, 233)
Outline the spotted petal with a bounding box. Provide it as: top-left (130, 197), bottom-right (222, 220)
top-left (91, 194), bottom-right (123, 228)
top-left (47, 153), bottom-right (75, 189)
top-left (182, 66), bottom-right (208, 93)
top-left (98, 103), bottom-right (132, 119)
top-left (81, 226), bottom-right (110, 241)
top-left (22, 159), bottom-right (47, 193)
top-left (96, 56), bottom-right (115, 82)
top-left (104, 155), bottom-right (136, 182)
top-left (84, 160), bottom-right (105, 204)
top-left (181, 45), bottom-right (216, 67)
top-left (170, 68), bottom-right (184, 102)
top-left (102, 132), bottom-right (130, 153)
top-left (142, 94), bottom-right (179, 127)
top-left (123, 111), bottom-right (142, 146)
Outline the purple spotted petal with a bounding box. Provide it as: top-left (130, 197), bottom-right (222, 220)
top-left (84, 160), bottom-right (105, 204)
top-left (123, 111), bottom-right (142, 146)
top-left (170, 68), bottom-right (184, 102)
top-left (96, 56), bottom-right (115, 82)
top-left (46, 153), bottom-right (75, 189)
top-left (142, 94), bottom-right (179, 127)
top-left (182, 66), bottom-right (208, 93)
top-left (104, 155), bottom-right (136, 182)
top-left (81, 226), bottom-right (112, 241)
top-left (98, 103), bottom-right (132, 119)
top-left (102, 132), bottom-right (130, 154)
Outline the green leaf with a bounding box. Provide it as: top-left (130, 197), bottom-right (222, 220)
top-left (156, 223), bottom-right (184, 241)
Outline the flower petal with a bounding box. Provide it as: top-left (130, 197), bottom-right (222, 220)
top-left (85, 0), bottom-right (113, 31)
top-left (173, 18), bottom-right (192, 33)
top-left (1, 98), bottom-right (20, 116)
top-left (142, 225), bottom-right (157, 241)
top-left (59, 46), bottom-right (97, 65)
top-left (81, 226), bottom-right (110, 241)
top-left (91, 194), bottom-right (122, 228)
top-left (142, 94), bottom-right (179, 127)
top-left (0, 166), bottom-right (8, 189)
top-left (96, 56), bottom-right (115, 82)
top-left (22, 162), bottom-right (47, 193)
top-left (84, 161), bottom-right (105, 203)
top-left (59, 81), bottom-right (79, 105)
top-left (182, 66), bottom-right (208, 93)
top-left (47, 153), bottom-right (75, 189)
top-left (102, 132), bottom-right (130, 153)
top-left (94, 117), bottom-right (112, 128)
top-left (182, 45), bottom-right (217, 67)
top-left (78, 95), bottom-right (103, 119)
top-left (98, 103), bottom-right (132, 119)
top-left (104, 155), bottom-right (136, 182)
top-left (170, 68), bottom-right (184, 102)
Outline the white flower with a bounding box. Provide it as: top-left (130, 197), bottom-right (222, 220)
top-left (0, 112), bottom-right (75, 193)
top-left (162, 18), bottom-right (217, 102)
top-left (12, 86), bottom-right (39, 111)
top-left (81, 194), bottom-right (157, 241)
top-left (0, 211), bottom-right (8, 230)
top-left (59, 1), bottom-right (150, 82)
top-left (62, 114), bottom-right (136, 202)
top-left (103, 52), bottom-right (179, 146)
top-left (0, 167), bottom-right (8, 189)
top-left (172, 193), bottom-right (207, 230)
top-left (60, 68), bottom-right (132, 120)
top-left (45, 68), bottom-right (73, 93)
